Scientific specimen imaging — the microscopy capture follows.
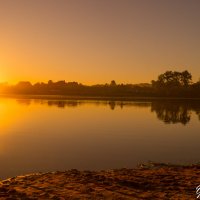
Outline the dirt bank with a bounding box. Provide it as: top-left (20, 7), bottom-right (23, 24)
top-left (0, 163), bottom-right (199, 199)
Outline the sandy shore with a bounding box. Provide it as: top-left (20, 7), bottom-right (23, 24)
top-left (0, 163), bottom-right (199, 199)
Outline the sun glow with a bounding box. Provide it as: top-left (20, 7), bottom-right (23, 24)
top-left (0, 99), bottom-right (28, 131)
top-left (0, 65), bottom-right (7, 83)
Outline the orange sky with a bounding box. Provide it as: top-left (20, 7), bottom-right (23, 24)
top-left (0, 0), bottom-right (200, 85)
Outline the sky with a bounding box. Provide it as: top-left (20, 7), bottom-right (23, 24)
top-left (0, 0), bottom-right (200, 85)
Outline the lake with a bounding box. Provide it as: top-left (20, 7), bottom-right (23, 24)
top-left (0, 97), bottom-right (200, 179)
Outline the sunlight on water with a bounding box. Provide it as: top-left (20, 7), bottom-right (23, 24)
top-left (0, 97), bottom-right (200, 179)
top-left (0, 99), bottom-right (26, 130)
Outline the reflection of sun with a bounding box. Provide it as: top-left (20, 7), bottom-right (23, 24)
top-left (0, 99), bottom-right (27, 132)
top-left (0, 101), bottom-right (14, 130)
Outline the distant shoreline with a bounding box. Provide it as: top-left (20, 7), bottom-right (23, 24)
top-left (1, 94), bottom-right (200, 101)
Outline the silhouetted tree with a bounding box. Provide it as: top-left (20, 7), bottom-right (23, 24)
top-left (181, 70), bottom-right (192, 86)
top-left (48, 80), bottom-right (53, 85)
top-left (16, 81), bottom-right (32, 88)
top-left (152, 70), bottom-right (192, 88)
top-left (1, 70), bottom-right (200, 97)
top-left (110, 80), bottom-right (117, 87)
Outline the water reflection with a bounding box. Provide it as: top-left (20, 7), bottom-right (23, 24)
top-left (17, 99), bottom-right (151, 109)
top-left (48, 100), bottom-right (79, 108)
top-left (14, 99), bottom-right (200, 125)
top-left (0, 97), bottom-right (200, 179)
top-left (151, 101), bottom-right (191, 125)
top-left (16, 99), bottom-right (31, 106)
top-left (151, 101), bottom-right (200, 125)
top-left (43, 99), bottom-right (200, 124)
top-left (45, 100), bottom-right (151, 110)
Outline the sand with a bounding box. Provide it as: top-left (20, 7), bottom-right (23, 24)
top-left (0, 163), bottom-right (199, 199)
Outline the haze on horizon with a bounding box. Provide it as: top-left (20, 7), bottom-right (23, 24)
top-left (0, 0), bottom-right (200, 85)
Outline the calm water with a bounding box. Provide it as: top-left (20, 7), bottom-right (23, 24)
top-left (0, 97), bottom-right (200, 179)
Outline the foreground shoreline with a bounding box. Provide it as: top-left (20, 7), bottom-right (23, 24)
top-left (0, 163), bottom-right (199, 199)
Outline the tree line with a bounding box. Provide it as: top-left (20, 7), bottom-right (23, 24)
top-left (0, 70), bottom-right (200, 97)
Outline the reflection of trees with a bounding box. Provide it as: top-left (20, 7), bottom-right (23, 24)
top-left (151, 101), bottom-right (193, 125)
top-left (47, 101), bottom-right (79, 108)
top-left (108, 101), bottom-right (116, 110)
top-left (16, 99), bottom-right (31, 105)
top-left (108, 101), bottom-right (151, 110)
top-left (45, 100), bottom-right (200, 124)
top-left (45, 100), bottom-right (152, 110)
top-left (14, 98), bottom-right (200, 124)
top-left (196, 110), bottom-right (200, 121)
